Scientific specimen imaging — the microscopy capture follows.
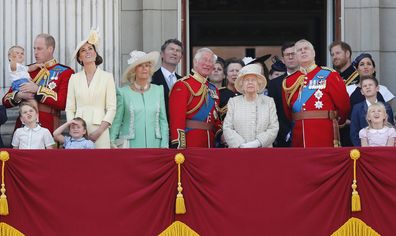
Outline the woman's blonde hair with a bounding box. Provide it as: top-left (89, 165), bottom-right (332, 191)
top-left (122, 62), bottom-right (155, 84)
top-left (366, 102), bottom-right (392, 129)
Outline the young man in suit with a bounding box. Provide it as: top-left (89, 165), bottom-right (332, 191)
top-left (267, 41), bottom-right (298, 147)
top-left (151, 39), bottom-right (183, 120)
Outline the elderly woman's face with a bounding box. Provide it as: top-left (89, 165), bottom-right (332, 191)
top-left (357, 57), bottom-right (375, 77)
top-left (242, 75), bottom-right (259, 94)
top-left (135, 62), bottom-right (152, 81)
top-left (226, 63), bottom-right (243, 85)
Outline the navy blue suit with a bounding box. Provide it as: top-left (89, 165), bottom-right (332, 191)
top-left (0, 105), bottom-right (7, 148)
top-left (151, 68), bottom-right (182, 122)
top-left (268, 74), bottom-right (291, 147)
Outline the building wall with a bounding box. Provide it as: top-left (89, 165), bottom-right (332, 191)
top-left (119, 0), bottom-right (180, 83)
top-left (0, 0), bottom-right (121, 91)
top-left (0, 0), bottom-right (121, 146)
top-left (379, 0), bottom-right (396, 103)
top-left (344, 0), bottom-right (396, 105)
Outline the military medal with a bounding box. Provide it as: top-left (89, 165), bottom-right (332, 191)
top-left (314, 90), bottom-right (323, 100)
top-left (209, 89), bottom-right (218, 99)
top-left (48, 81), bottom-right (57, 90)
top-left (318, 80), bottom-right (326, 89)
top-left (51, 72), bottom-right (59, 80)
top-left (314, 101), bottom-right (323, 109)
top-left (313, 90), bottom-right (323, 109)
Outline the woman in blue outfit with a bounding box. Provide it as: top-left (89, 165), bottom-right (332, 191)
top-left (110, 51), bottom-right (169, 148)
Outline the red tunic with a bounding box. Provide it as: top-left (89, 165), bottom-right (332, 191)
top-left (169, 73), bottom-right (221, 148)
top-left (2, 62), bottom-right (74, 133)
top-left (282, 65), bottom-right (350, 147)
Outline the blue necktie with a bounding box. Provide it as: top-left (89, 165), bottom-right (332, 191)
top-left (168, 74), bottom-right (176, 89)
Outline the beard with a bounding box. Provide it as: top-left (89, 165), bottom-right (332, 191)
top-left (333, 58), bottom-right (348, 71)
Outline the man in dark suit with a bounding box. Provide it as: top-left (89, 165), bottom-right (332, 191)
top-left (329, 41), bottom-right (358, 85)
top-left (0, 105), bottom-right (7, 148)
top-left (329, 41), bottom-right (356, 147)
top-left (151, 39), bottom-right (183, 121)
top-left (267, 41), bottom-right (298, 147)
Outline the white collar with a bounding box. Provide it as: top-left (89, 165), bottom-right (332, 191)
top-left (161, 67), bottom-right (175, 79)
top-left (23, 124), bottom-right (41, 132)
top-left (365, 99), bottom-right (378, 107)
top-left (367, 127), bottom-right (389, 134)
top-left (70, 137), bottom-right (86, 142)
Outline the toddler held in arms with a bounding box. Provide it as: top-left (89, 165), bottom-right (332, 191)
top-left (8, 45), bottom-right (42, 110)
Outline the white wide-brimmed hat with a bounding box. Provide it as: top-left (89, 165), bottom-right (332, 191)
top-left (122, 50), bottom-right (159, 83)
top-left (234, 64), bottom-right (267, 94)
top-left (71, 28), bottom-right (100, 61)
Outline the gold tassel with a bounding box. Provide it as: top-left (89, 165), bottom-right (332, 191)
top-left (0, 222), bottom-right (25, 236)
top-left (0, 151), bottom-right (10, 216)
top-left (158, 221), bottom-right (199, 236)
top-left (350, 149), bottom-right (361, 212)
top-left (331, 217), bottom-right (380, 236)
top-left (175, 153), bottom-right (186, 214)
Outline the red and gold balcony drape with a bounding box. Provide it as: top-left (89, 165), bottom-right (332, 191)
top-left (0, 147), bottom-right (395, 235)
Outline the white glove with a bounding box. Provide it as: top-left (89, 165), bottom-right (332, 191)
top-left (239, 139), bottom-right (261, 148)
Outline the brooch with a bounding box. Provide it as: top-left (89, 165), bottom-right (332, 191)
top-left (314, 101), bottom-right (323, 109)
top-left (48, 81), bottom-right (57, 90)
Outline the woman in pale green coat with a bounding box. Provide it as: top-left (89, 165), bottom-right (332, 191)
top-left (110, 51), bottom-right (168, 148)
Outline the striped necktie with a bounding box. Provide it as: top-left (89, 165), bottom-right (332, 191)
top-left (168, 73), bottom-right (176, 89)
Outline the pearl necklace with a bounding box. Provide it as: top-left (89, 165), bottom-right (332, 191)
top-left (133, 82), bottom-right (150, 92)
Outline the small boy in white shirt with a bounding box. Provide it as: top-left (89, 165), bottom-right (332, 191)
top-left (8, 45), bottom-right (42, 110)
top-left (12, 102), bottom-right (55, 149)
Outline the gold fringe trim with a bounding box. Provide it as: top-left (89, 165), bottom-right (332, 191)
top-left (331, 217), bottom-right (380, 236)
top-left (350, 149), bottom-right (361, 212)
top-left (175, 153), bottom-right (186, 214)
top-left (31, 67), bottom-right (50, 84)
top-left (345, 70), bottom-right (359, 86)
top-left (31, 59), bottom-right (57, 84)
top-left (159, 221), bottom-right (199, 236)
top-left (0, 222), bottom-right (25, 236)
top-left (282, 74), bottom-right (305, 107)
top-left (0, 151), bottom-right (10, 216)
top-left (181, 80), bottom-right (208, 115)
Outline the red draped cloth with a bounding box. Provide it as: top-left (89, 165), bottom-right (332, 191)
top-left (0, 147), bottom-right (395, 235)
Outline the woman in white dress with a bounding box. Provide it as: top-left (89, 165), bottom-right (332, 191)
top-left (223, 64), bottom-right (279, 148)
top-left (66, 29), bottom-right (117, 148)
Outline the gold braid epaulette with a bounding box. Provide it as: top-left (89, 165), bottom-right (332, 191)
top-left (181, 79), bottom-right (208, 115)
top-left (282, 74), bottom-right (305, 107)
top-left (345, 70), bottom-right (359, 86)
top-left (219, 105), bottom-right (227, 115)
top-left (321, 66), bottom-right (336, 72)
top-left (32, 59), bottom-right (57, 84)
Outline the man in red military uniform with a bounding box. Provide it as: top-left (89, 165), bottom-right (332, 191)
top-left (169, 48), bottom-right (221, 148)
top-left (282, 39), bottom-right (350, 147)
top-left (2, 33), bottom-right (74, 133)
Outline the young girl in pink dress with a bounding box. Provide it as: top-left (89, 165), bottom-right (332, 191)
top-left (359, 102), bottom-right (396, 146)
